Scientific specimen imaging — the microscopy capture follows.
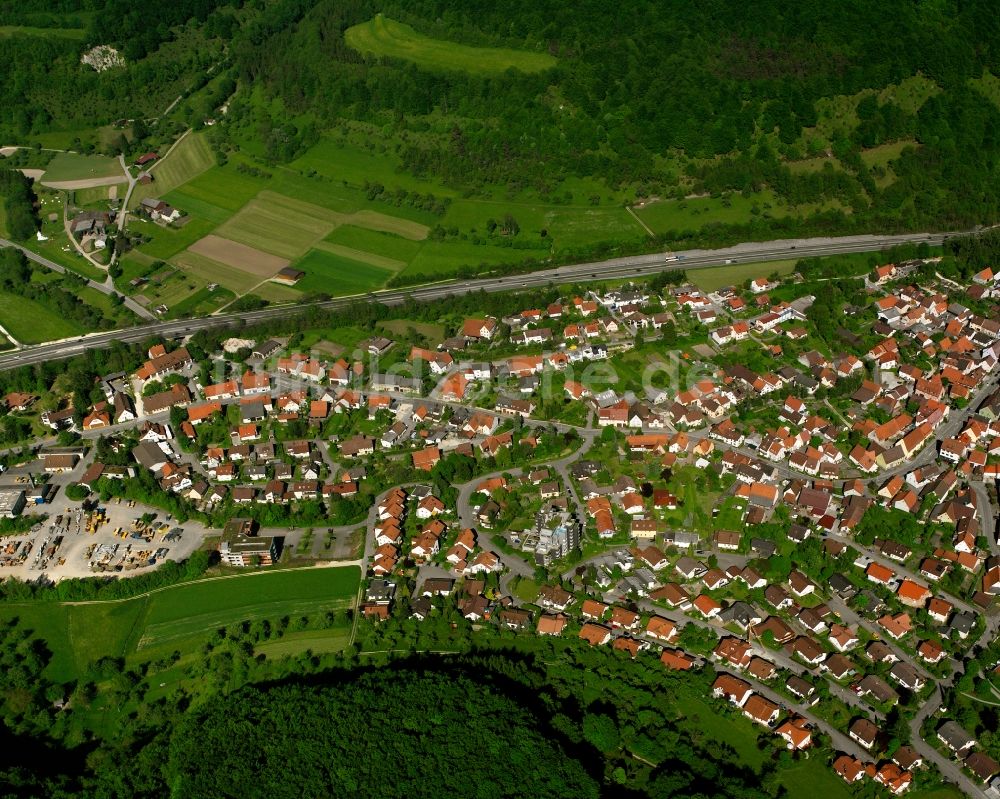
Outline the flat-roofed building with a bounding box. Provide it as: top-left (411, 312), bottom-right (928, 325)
top-left (219, 518), bottom-right (280, 567)
top-left (0, 489), bottom-right (26, 519)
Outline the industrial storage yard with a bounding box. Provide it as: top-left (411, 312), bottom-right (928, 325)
top-left (0, 456), bottom-right (205, 581)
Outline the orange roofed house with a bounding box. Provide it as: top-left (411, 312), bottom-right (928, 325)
top-left (412, 446), bottom-right (441, 472)
top-left (462, 318), bottom-right (497, 340)
top-left (135, 346), bottom-right (192, 382)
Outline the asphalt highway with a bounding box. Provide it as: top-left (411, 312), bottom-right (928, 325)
top-left (0, 230), bottom-right (956, 371)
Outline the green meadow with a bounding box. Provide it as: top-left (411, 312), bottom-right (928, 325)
top-left (0, 566), bottom-right (360, 682)
top-left (42, 152), bottom-right (124, 183)
top-left (345, 15), bottom-right (556, 75)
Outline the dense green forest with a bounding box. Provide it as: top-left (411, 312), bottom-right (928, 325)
top-left (3, 0), bottom-right (1000, 243)
top-left (224, 0), bottom-right (1000, 231)
top-left (170, 671), bottom-right (600, 799)
top-left (0, 171), bottom-right (37, 240)
top-left (0, 636), bottom-right (786, 799)
top-left (0, 0), bottom-right (230, 139)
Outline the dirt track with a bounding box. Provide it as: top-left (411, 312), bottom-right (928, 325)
top-left (41, 175), bottom-right (128, 190)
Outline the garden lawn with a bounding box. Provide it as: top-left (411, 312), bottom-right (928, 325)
top-left (689, 259), bottom-right (798, 292)
top-left (511, 577), bottom-right (542, 604)
top-left (672, 694), bottom-right (768, 770)
top-left (775, 761), bottom-right (852, 799)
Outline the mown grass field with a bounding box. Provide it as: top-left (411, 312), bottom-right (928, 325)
top-left (165, 166), bottom-right (268, 214)
top-left (165, 284), bottom-right (236, 319)
top-left (348, 209), bottom-right (429, 240)
top-left (313, 240), bottom-right (406, 271)
top-left (128, 131), bottom-right (215, 209)
top-left (345, 15), bottom-right (556, 75)
top-left (134, 567), bottom-right (359, 655)
top-left (0, 291), bottom-right (83, 342)
top-left (323, 225), bottom-right (424, 262)
top-left (213, 191), bottom-right (341, 259)
top-left (0, 566), bottom-right (360, 683)
top-left (23, 237), bottom-right (106, 281)
top-left (171, 249), bottom-right (265, 294)
top-left (125, 119), bottom-right (858, 304)
top-left (128, 134), bottom-right (637, 300)
top-left (42, 152), bottom-right (123, 183)
top-left (135, 268), bottom-right (211, 309)
top-left (293, 248), bottom-right (394, 295)
top-left (129, 216), bottom-right (217, 260)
